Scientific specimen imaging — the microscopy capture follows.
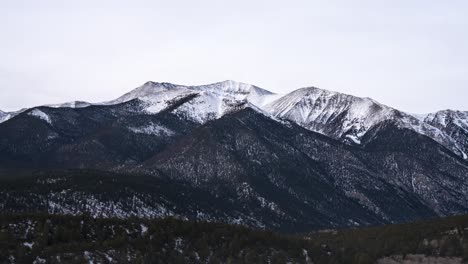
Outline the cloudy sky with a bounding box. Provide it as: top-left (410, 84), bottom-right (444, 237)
top-left (1, 0), bottom-right (467, 113)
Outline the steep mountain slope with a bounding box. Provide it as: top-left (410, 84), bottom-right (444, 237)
top-left (421, 110), bottom-right (468, 159)
top-left (264, 87), bottom-right (468, 159)
top-left (138, 108), bottom-right (468, 229)
top-left (0, 81), bottom-right (279, 169)
top-left (359, 121), bottom-right (468, 216)
top-left (105, 80), bottom-right (278, 124)
top-left (1, 108), bottom-right (467, 232)
top-left (0, 109), bottom-right (16, 124)
top-left (138, 108), bottom-right (386, 230)
top-left (0, 99), bottom-right (199, 169)
top-left (264, 87), bottom-right (395, 144)
top-left (0, 103), bottom-right (90, 125)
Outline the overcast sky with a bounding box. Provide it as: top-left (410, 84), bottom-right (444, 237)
top-left (1, 0), bottom-right (467, 113)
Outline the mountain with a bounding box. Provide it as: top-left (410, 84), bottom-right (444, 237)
top-left (264, 87), bottom-right (395, 144)
top-left (264, 87), bottom-right (468, 159)
top-left (1, 80), bottom-right (467, 161)
top-left (102, 81), bottom-right (468, 160)
top-left (103, 80), bottom-right (278, 124)
top-left (0, 80), bottom-right (468, 233)
top-left (136, 108), bottom-right (468, 227)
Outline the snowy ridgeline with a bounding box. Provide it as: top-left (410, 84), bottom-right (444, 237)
top-left (3, 80), bottom-right (468, 159)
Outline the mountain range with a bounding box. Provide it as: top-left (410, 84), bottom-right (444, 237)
top-left (0, 80), bottom-right (467, 232)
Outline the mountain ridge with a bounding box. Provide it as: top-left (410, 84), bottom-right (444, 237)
top-left (1, 80), bottom-right (467, 159)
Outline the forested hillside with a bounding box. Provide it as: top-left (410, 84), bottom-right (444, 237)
top-left (1, 214), bottom-right (468, 263)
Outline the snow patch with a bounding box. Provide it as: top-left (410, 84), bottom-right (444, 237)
top-left (462, 151), bottom-right (467, 160)
top-left (129, 123), bottom-right (174, 136)
top-left (23, 242), bottom-right (34, 249)
top-left (84, 251), bottom-right (94, 264)
top-left (140, 224), bottom-right (148, 236)
top-left (345, 134), bottom-right (361, 144)
top-left (33, 256), bottom-right (46, 264)
top-left (29, 109), bottom-right (52, 124)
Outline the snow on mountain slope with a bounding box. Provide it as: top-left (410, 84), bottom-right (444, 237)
top-left (0, 110), bottom-right (9, 123)
top-left (419, 110), bottom-right (468, 159)
top-left (105, 81), bottom-right (195, 112)
top-left (105, 80), bottom-right (277, 123)
top-left (171, 80), bottom-right (279, 123)
top-left (423, 110), bottom-right (468, 131)
top-left (0, 109), bottom-right (26, 124)
top-left (0, 102), bottom-right (90, 124)
top-left (264, 86), bottom-right (468, 158)
top-left (264, 87), bottom-right (396, 143)
top-left (1, 80), bottom-right (466, 159)
top-left (129, 122), bottom-right (175, 137)
top-left (28, 109), bottom-right (52, 124)
top-left (185, 80), bottom-right (280, 108)
top-left (399, 113), bottom-right (467, 158)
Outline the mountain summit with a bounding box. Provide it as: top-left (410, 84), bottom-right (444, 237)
top-left (103, 80), bottom-right (278, 123)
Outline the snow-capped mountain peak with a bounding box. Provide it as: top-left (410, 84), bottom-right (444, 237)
top-left (166, 81), bottom-right (277, 123)
top-left (261, 85), bottom-right (468, 158)
top-left (264, 86), bottom-right (396, 143)
top-left (108, 80), bottom-right (261, 103)
top-left (103, 80), bottom-right (279, 123)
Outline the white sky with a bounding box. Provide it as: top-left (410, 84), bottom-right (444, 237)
top-left (1, 0), bottom-right (467, 113)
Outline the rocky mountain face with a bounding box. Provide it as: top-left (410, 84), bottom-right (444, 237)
top-left (264, 86), bottom-right (468, 159)
top-left (422, 110), bottom-right (468, 159)
top-left (0, 80), bottom-right (467, 232)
